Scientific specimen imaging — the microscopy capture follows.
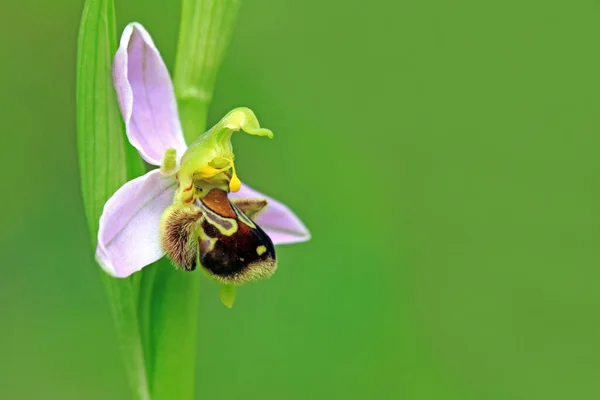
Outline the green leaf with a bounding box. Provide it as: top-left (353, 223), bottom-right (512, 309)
top-left (76, 0), bottom-right (150, 399)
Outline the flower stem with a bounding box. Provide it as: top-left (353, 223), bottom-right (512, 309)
top-left (146, 1), bottom-right (244, 399)
top-left (174, 0), bottom-right (242, 143)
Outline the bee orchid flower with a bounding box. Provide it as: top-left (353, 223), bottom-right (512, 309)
top-left (96, 23), bottom-right (310, 291)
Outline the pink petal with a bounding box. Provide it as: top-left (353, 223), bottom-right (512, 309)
top-left (96, 170), bottom-right (176, 277)
top-left (229, 184), bottom-right (311, 245)
top-left (113, 23), bottom-right (187, 166)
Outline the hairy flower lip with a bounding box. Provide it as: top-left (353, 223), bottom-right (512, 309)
top-left (96, 22), bottom-right (310, 278)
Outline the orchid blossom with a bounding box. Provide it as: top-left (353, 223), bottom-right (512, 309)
top-left (96, 23), bottom-right (310, 289)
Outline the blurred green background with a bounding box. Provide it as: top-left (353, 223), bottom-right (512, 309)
top-left (2, 0), bottom-right (600, 399)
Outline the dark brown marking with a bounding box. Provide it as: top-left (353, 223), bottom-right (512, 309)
top-left (197, 189), bottom-right (276, 280)
top-left (198, 215), bottom-right (275, 278)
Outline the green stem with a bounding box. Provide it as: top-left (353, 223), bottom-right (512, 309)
top-left (146, 264), bottom-right (200, 400)
top-left (174, 0), bottom-right (242, 143)
top-left (138, 1), bottom-right (244, 398)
